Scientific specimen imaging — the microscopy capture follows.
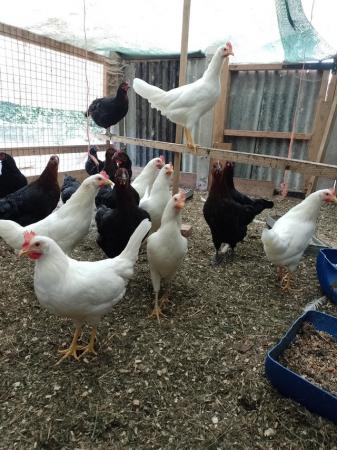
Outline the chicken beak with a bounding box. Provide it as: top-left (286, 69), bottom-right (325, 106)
top-left (331, 196), bottom-right (337, 204)
top-left (18, 248), bottom-right (29, 257)
top-left (104, 179), bottom-right (113, 186)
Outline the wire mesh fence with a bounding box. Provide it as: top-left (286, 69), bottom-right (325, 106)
top-left (0, 23), bottom-right (119, 179)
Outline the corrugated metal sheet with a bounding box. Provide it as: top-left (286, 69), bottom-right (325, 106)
top-left (226, 69), bottom-right (322, 190)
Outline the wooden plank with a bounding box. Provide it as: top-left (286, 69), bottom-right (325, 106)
top-left (212, 60), bottom-right (231, 145)
top-left (223, 129), bottom-right (311, 140)
top-left (0, 145), bottom-right (106, 157)
top-left (112, 135), bottom-right (337, 179)
top-left (172, 0), bottom-right (191, 195)
top-left (307, 83), bottom-right (337, 193)
top-left (230, 63), bottom-right (283, 71)
top-left (0, 22), bottom-right (107, 63)
top-left (304, 71), bottom-right (331, 190)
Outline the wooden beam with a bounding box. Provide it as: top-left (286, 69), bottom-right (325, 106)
top-left (112, 135), bottom-right (337, 179)
top-left (307, 81), bottom-right (337, 193)
top-left (0, 22), bottom-right (107, 64)
top-left (230, 63), bottom-right (283, 71)
top-left (212, 60), bottom-right (231, 145)
top-left (172, 0), bottom-right (191, 194)
top-left (0, 145), bottom-right (106, 157)
top-left (223, 129), bottom-right (311, 140)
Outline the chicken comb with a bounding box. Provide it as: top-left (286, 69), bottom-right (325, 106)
top-left (329, 187), bottom-right (336, 196)
top-left (22, 230), bottom-right (36, 249)
top-left (159, 155), bottom-right (165, 163)
top-left (99, 170), bottom-right (110, 180)
top-left (225, 42), bottom-right (233, 53)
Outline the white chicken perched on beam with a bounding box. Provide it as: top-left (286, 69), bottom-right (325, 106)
top-left (133, 43), bottom-right (234, 151)
top-left (0, 173), bottom-right (112, 255)
top-left (261, 188), bottom-right (337, 291)
top-left (19, 219), bottom-right (151, 364)
top-left (147, 190), bottom-right (188, 321)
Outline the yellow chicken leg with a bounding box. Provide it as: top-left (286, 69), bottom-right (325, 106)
top-left (148, 293), bottom-right (166, 323)
top-left (183, 128), bottom-right (197, 153)
top-left (280, 270), bottom-right (292, 292)
top-left (56, 327), bottom-right (82, 365)
top-left (80, 328), bottom-right (98, 357)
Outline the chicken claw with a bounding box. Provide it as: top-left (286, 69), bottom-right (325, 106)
top-left (148, 305), bottom-right (166, 323)
top-left (280, 271), bottom-right (293, 292)
top-left (184, 128), bottom-right (198, 153)
top-left (56, 327), bottom-right (82, 365)
top-left (79, 328), bottom-right (98, 357)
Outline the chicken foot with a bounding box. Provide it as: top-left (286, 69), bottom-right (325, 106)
top-left (183, 128), bottom-right (198, 153)
top-left (280, 270), bottom-right (293, 292)
top-left (212, 245), bottom-right (233, 266)
top-left (56, 327), bottom-right (83, 365)
top-left (80, 328), bottom-right (97, 357)
top-left (148, 292), bottom-right (166, 323)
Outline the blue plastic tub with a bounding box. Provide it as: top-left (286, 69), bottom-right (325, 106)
top-left (316, 248), bottom-right (337, 304)
top-left (265, 310), bottom-right (337, 424)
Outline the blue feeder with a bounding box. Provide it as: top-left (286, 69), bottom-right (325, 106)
top-left (316, 248), bottom-right (337, 304)
top-left (265, 310), bottom-right (337, 425)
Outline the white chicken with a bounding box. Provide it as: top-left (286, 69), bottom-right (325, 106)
top-left (147, 190), bottom-right (188, 321)
top-left (133, 43), bottom-right (234, 151)
top-left (139, 163), bottom-right (173, 233)
top-left (131, 155), bottom-right (165, 200)
top-left (0, 173), bottom-right (112, 254)
top-left (261, 188), bottom-right (337, 290)
top-left (19, 219), bottom-right (151, 363)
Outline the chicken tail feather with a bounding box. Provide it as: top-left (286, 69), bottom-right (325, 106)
top-left (0, 219), bottom-right (25, 250)
top-left (118, 218), bottom-right (151, 264)
top-left (133, 78), bottom-right (166, 109)
top-left (261, 228), bottom-right (288, 254)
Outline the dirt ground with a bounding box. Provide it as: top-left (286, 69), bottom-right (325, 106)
top-left (1, 193), bottom-right (337, 450)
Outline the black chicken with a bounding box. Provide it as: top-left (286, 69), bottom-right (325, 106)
top-left (0, 155), bottom-right (60, 226)
top-left (85, 81), bottom-right (129, 135)
top-left (223, 161), bottom-right (274, 211)
top-left (85, 146), bottom-right (104, 176)
top-left (61, 175), bottom-right (81, 203)
top-left (95, 149), bottom-right (136, 209)
top-left (95, 168), bottom-right (150, 258)
top-left (0, 152), bottom-right (27, 198)
top-left (203, 161), bottom-right (271, 265)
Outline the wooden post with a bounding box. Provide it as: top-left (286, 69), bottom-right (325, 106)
top-left (172, 0), bottom-right (191, 194)
top-left (306, 79), bottom-right (337, 194)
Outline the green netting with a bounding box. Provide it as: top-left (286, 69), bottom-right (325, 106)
top-left (276, 0), bottom-right (335, 62)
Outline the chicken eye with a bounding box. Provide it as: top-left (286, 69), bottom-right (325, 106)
top-left (35, 242), bottom-right (40, 247)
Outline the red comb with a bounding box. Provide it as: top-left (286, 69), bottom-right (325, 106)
top-left (159, 155), bottom-right (165, 163)
top-left (99, 170), bottom-right (110, 180)
top-left (226, 42), bottom-right (233, 52)
top-left (329, 187), bottom-right (336, 195)
top-left (22, 230), bottom-right (36, 249)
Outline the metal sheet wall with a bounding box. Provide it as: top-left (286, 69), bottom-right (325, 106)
top-left (226, 69), bottom-right (322, 190)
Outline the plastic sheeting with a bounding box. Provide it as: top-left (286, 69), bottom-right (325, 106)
top-left (1, 0), bottom-right (336, 63)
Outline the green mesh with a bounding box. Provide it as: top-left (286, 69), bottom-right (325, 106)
top-left (275, 0), bottom-right (336, 62)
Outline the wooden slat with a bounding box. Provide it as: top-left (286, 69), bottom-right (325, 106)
top-left (212, 60), bottom-right (230, 145)
top-left (0, 145), bottom-right (106, 157)
top-left (223, 129), bottom-right (311, 140)
top-left (307, 82), bottom-right (337, 193)
top-left (229, 63), bottom-right (283, 71)
top-left (0, 22), bottom-right (107, 63)
top-left (112, 135), bottom-right (337, 179)
top-left (172, 0), bottom-right (191, 194)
